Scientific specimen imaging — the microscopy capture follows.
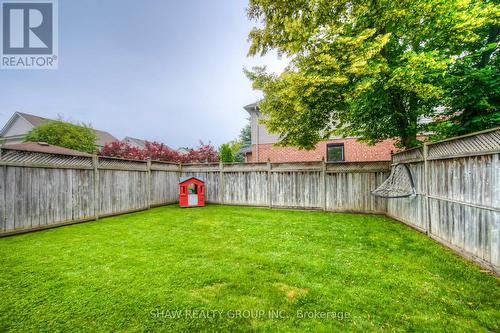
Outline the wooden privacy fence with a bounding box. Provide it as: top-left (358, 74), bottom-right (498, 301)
top-left (388, 128), bottom-right (500, 273)
top-left (0, 152), bottom-right (390, 237)
top-left (181, 161), bottom-right (389, 212)
top-left (0, 128), bottom-right (498, 272)
top-left (0, 152), bottom-right (181, 234)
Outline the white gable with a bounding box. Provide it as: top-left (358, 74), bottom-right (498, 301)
top-left (2, 114), bottom-right (34, 137)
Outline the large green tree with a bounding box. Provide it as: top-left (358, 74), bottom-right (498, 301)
top-left (25, 120), bottom-right (98, 154)
top-left (246, 0), bottom-right (498, 148)
top-left (430, 24), bottom-right (499, 139)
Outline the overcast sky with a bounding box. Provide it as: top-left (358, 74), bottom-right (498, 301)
top-left (0, 0), bottom-right (287, 148)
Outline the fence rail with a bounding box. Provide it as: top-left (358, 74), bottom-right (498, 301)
top-left (0, 127), bottom-right (498, 273)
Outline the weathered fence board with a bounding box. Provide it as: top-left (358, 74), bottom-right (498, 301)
top-left (3, 166), bottom-right (95, 232)
top-left (388, 128), bottom-right (500, 272)
top-left (428, 154), bottom-right (499, 209)
top-left (327, 171), bottom-right (388, 213)
top-left (271, 171), bottom-right (322, 208)
top-left (150, 170), bottom-right (179, 206)
top-left (0, 158), bottom-right (185, 234)
top-left (223, 171), bottom-right (268, 206)
top-left (72, 169), bottom-right (95, 221)
top-left (429, 199), bottom-right (499, 268)
top-left (99, 170), bottom-right (148, 216)
top-left (0, 166), bottom-right (5, 232)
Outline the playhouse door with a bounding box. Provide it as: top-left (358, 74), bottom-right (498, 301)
top-left (188, 194), bottom-right (198, 206)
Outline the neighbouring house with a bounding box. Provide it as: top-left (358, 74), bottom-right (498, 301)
top-left (243, 102), bottom-right (398, 163)
top-left (122, 136), bottom-right (148, 149)
top-left (121, 137), bottom-right (173, 151)
top-left (0, 112), bottom-right (117, 149)
top-left (0, 142), bottom-right (93, 157)
top-left (238, 146), bottom-right (253, 162)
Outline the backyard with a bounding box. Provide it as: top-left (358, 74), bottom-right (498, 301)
top-left (0, 205), bottom-right (498, 332)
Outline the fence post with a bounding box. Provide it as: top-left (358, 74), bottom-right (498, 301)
top-left (177, 163), bottom-right (182, 205)
top-left (423, 144), bottom-right (431, 235)
top-left (267, 162), bottom-right (272, 208)
top-left (92, 155), bottom-right (99, 220)
top-left (147, 158), bottom-right (151, 209)
top-left (1, 148), bottom-right (5, 232)
top-left (219, 161), bottom-right (224, 205)
top-left (321, 160), bottom-right (327, 211)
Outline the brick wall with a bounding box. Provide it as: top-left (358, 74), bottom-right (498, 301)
top-left (248, 138), bottom-right (398, 163)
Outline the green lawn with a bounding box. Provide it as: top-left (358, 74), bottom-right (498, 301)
top-left (0, 205), bottom-right (498, 332)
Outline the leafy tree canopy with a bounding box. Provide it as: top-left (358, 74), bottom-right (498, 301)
top-left (246, 0), bottom-right (499, 148)
top-left (25, 120), bottom-right (97, 153)
top-left (429, 25), bottom-right (499, 139)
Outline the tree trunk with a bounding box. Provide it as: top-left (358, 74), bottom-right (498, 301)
top-left (393, 90), bottom-right (419, 149)
top-left (479, 25), bottom-right (499, 68)
top-left (400, 133), bottom-right (417, 149)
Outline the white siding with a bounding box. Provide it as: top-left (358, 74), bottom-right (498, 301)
top-left (250, 110), bottom-right (348, 145)
top-left (250, 110), bottom-right (280, 145)
top-left (2, 115), bottom-right (33, 137)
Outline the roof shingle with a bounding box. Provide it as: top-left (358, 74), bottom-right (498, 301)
top-left (1, 142), bottom-right (93, 157)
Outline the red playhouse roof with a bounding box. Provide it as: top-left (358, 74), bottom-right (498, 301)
top-left (179, 176), bottom-right (204, 184)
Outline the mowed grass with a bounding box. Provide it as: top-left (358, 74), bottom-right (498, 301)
top-left (0, 205), bottom-right (498, 332)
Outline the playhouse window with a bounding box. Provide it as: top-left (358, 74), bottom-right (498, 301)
top-left (187, 184), bottom-right (197, 194)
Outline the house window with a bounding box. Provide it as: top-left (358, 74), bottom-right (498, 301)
top-left (327, 144), bottom-right (345, 162)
